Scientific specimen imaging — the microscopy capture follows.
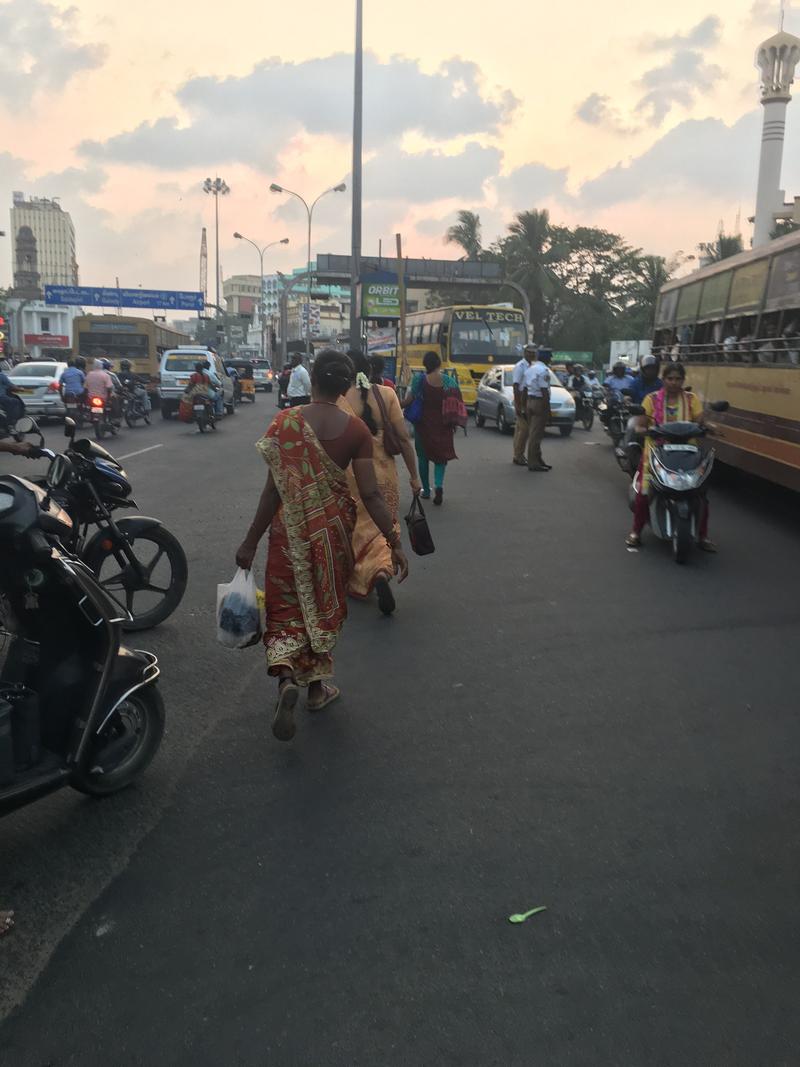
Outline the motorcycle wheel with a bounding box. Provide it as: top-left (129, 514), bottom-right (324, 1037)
top-left (93, 525), bottom-right (189, 631)
top-left (582, 410), bottom-right (594, 431)
top-left (71, 686), bottom-right (165, 797)
top-left (95, 421), bottom-right (106, 440)
top-left (125, 413), bottom-right (136, 428)
top-left (144, 412), bottom-right (151, 425)
top-left (197, 418), bottom-right (206, 433)
top-left (673, 515), bottom-right (692, 564)
top-left (560, 425), bottom-right (573, 437)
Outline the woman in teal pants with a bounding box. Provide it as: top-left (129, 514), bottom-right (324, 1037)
top-left (404, 352), bottom-right (458, 505)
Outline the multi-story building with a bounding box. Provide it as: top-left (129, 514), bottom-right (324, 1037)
top-left (223, 275), bottom-right (260, 317)
top-left (10, 192), bottom-right (79, 287)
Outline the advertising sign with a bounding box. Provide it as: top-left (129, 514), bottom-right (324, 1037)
top-left (24, 333), bottom-right (69, 347)
top-left (44, 285), bottom-right (205, 312)
top-left (361, 282), bottom-right (400, 320)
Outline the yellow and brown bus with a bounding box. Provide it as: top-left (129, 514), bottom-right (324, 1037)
top-left (72, 315), bottom-right (192, 395)
top-left (653, 230), bottom-right (800, 491)
top-left (397, 305), bottom-right (528, 406)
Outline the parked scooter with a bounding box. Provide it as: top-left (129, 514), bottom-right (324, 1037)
top-left (627, 402), bottom-right (728, 563)
top-left (0, 452), bottom-right (165, 818)
top-left (21, 417), bottom-right (188, 631)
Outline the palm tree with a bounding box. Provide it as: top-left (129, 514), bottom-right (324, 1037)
top-left (697, 232), bottom-right (743, 264)
top-left (503, 209), bottom-right (566, 341)
top-left (444, 210), bottom-right (483, 260)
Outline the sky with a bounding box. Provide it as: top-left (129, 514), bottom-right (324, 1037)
top-left (1, 0), bottom-right (799, 294)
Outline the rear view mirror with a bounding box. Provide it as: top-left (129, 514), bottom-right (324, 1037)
top-left (628, 404), bottom-right (645, 416)
top-left (13, 416), bottom-right (35, 435)
top-left (709, 400), bottom-right (730, 412)
top-left (64, 417), bottom-right (76, 440)
top-left (621, 388), bottom-right (633, 397)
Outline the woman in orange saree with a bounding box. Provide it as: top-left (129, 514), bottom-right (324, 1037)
top-left (340, 351), bottom-right (421, 615)
top-left (236, 350), bottom-right (409, 742)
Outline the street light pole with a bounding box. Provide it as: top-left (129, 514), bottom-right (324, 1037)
top-left (350, 0), bottom-right (364, 351)
top-left (203, 177), bottom-right (230, 317)
top-left (269, 182), bottom-right (346, 362)
top-left (233, 233), bottom-right (289, 361)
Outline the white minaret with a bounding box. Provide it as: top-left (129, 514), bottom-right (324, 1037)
top-left (753, 28), bottom-right (800, 246)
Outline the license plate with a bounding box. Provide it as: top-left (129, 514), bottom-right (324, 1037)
top-left (177, 378), bottom-right (189, 386)
top-left (17, 387), bottom-right (35, 394)
top-left (663, 444), bottom-right (698, 452)
top-left (193, 405), bottom-right (206, 413)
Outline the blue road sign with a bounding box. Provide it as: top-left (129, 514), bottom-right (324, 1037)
top-left (44, 286), bottom-right (205, 312)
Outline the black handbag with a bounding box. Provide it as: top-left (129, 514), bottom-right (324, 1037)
top-left (404, 495), bottom-right (435, 556)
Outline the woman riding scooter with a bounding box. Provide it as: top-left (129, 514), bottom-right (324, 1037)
top-left (625, 363), bottom-right (716, 552)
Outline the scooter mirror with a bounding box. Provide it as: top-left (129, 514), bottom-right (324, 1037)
top-left (709, 400), bottom-right (730, 412)
top-left (64, 417), bottom-right (76, 439)
top-left (13, 416), bottom-right (36, 435)
top-left (628, 404), bottom-right (646, 416)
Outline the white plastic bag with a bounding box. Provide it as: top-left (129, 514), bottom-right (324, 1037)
top-left (216, 568), bottom-right (262, 649)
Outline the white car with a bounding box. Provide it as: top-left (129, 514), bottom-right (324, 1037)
top-left (474, 364), bottom-right (576, 436)
top-left (158, 347), bottom-right (235, 419)
top-left (8, 361), bottom-right (68, 420)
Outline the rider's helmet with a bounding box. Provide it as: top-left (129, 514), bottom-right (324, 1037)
top-left (120, 359), bottom-right (132, 371)
top-left (100, 358), bottom-right (112, 371)
top-left (612, 362), bottom-right (627, 376)
top-left (639, 354), bottom-right (659, 376)
top-left (75, 356), bottom-right (86, 371)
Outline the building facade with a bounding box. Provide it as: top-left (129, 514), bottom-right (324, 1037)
top-left (223, 274), bottom-right (260, 317)
top-left (10, 192), bottom-right (79, 287)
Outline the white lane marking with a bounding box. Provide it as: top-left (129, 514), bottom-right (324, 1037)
top-left (116, 444), bottom-right (164, 461)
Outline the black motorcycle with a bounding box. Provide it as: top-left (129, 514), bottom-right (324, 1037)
top-left (192, 394), bottom-right (216, 433)
top-left (598, 390), bottom-right (631, 446)
top-left (26, 418), bottom-right (188, 631)
top-left (0, 455), bottom-right (164, 817)
top-left (573, 389), bottom-right (595, 431)
top-left (87, 393), bottom-right (119, 441)
top-left (122, 379), bottom-right (152, 428)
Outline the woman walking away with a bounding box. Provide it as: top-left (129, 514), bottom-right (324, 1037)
top-left (625, 362), bottom-right (716, 551)
top-left (236, 350), bottom-right (409, 742)
top-left (342, 351), bottom-right (421, 615)
top-left (402, 350), bottom-right (458, 505)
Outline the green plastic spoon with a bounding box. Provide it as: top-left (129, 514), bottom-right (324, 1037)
top-left (508, 906), bottom-right (547, 924)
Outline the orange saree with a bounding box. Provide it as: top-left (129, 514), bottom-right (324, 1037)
top-left (257, 409), bottom-right (356, 685)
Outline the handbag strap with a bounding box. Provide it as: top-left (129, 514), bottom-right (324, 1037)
top-left (372, 385), bottom-right (389, 425)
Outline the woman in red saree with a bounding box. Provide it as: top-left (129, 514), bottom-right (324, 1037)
top-left (236, 350), bottom-right (409, 742)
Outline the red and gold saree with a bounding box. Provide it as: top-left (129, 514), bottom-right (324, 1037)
top-left (257, 409), bottom-right (356, 685)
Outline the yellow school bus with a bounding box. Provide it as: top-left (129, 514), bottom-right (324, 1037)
top-left (653, 230), bottom-right (800, 491)
top-left (72, 315), bottom-right (191, 395)
top-left (400, 305), bottom-right (528, 405)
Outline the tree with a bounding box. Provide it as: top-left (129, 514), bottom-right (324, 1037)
top-left (771, 219), bottom-right (800, 240)
top-left (697, 232), bottom-right (743, 263)
top-left (444, 210), bottom-right (483, 260)
top-left (619, 255), bottom-right (671, 337)
top-left (501, 209), bottom-right (568, 341)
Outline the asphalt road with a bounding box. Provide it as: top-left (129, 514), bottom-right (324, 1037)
top-left (1, 399), bottom-right (799, 1066)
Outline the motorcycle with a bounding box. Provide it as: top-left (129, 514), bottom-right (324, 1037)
top-left (627, 401), bottom-right (728, 564)
top-left (23, 418), bottom-right (188, 631)
top-left (62, 392), bottom-right (86, 429)
top-left (573, 388), bottom-right (595, 431)
top-left (0, 452), bottom-right (165, 817)
top-left (598, 390), bottom-right (631, 447)
top-left (192, 394), bottom-right (216, 433)
top-left (87, 394), bottom-right (119, 441)
top-left (123, 379), bottom-right (152, 428)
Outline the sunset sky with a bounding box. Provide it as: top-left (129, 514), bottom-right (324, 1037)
top-left (1, 0), bottom-right (799, 293)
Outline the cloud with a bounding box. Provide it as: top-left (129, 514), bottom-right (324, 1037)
top-left (80, 52), bottom-right (518, 172)
top-left (637, 48), bottom-right (723, 125)
top-left (364, 143), bottom-right (502, 203)
top-left (650, 15), bottom-right (722, 50)
top-left (580, 111), bottom-right (761, 208)
top-left (576, 93), bottom-right (636, 134)
top-left (494, 162), bottom-right (570, 210)
top-left (0, 0), bottom-right (107, 102)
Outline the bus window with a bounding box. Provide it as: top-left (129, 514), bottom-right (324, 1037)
top-left (450, 317), bottom-right (526, 359)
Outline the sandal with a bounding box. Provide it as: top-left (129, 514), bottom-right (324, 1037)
top-left (307, 683), bottom-right (340, 713)
top-left (625, 533), bottom-right (641, 548)
top-left (374, 576), bottom-right (396, 616)
top-left (699, 538), bottom-right (718, 553)
top-left (272, 679), bottom-right (299, 741)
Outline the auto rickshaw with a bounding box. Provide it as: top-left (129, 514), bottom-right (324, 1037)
top-left (224, 360), bottom-right (256, 403)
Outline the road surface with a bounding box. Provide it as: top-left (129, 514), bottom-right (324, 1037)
top-left (1, 400), bottom-right (799, 1065)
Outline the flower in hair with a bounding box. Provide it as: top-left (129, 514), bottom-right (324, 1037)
top-left (356, 372), bottom-right (372, 391)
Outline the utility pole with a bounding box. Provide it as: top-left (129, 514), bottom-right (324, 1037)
top-left (349, 0), bottom-right (363, 350)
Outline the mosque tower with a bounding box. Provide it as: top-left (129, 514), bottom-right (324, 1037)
top-left (753, 26), bottom-right (800, 246)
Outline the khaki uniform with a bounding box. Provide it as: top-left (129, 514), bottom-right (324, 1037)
top-left (513, 406), bottom-right (531, 463)
top-left (527, 397), bottom-right (549, 467)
